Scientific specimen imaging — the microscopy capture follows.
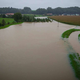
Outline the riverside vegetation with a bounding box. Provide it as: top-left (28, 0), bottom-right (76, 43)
top-left (56, 15), bottom-right (80, 79)
top-left (0, 13), bottom-right (51, 29)
top-left (62, 28), bottom-right (80, 80)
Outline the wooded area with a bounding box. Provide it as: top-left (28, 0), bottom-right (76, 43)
top-left (0, 6), bottom-right (80, 15)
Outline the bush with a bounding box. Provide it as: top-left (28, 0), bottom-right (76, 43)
top-left (2, 19), bottom-right (6, 26)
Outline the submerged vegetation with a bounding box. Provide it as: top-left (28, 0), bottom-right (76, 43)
top-left (62, 29), bottom-right (80, 38)
top-left (49, 16), bottom-right (80, 26)
top-left (62, 28), bottom-right (80, 79)
top-left (69, 53), bottom-right (80, 79)
top-left (78, 34), bottom-right (80, 42)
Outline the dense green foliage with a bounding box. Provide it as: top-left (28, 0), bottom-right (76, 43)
top-left (14, 13), bottom-right (22, 22)
top-left (0, 6), bottom-right (80, 15)
top-left (22, 15), bottom-right (34, 22)
top-left (62, 29), bottom-right (80, 38)
top-left (22, 15), bottom-right (51, 22)
top-left (69, 53), bottom-right (80, 79)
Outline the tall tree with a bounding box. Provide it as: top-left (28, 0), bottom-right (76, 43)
top-left (13, 13), bottom-right (22, 22)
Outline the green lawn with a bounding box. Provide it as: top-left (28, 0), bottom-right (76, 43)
top-left (0, 18), bottom-right (14, 24)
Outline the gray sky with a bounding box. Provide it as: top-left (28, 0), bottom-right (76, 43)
top-left (0, 0), bottom-right (80, 10)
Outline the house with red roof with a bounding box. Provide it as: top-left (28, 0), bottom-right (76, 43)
top-left (5, 13), bottom-right (14, 16)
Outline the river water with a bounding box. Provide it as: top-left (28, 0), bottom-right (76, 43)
top-left (0, 21), bottom-right (79, 80)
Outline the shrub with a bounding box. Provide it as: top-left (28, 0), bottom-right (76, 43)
top-left (2, 19), bottom-right (6, 26)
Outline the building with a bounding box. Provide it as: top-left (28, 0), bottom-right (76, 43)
top-left (5, 13), bottom-right (14, 16)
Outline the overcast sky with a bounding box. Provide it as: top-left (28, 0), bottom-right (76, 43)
top-left (0, 0), bottom-right (80, 10)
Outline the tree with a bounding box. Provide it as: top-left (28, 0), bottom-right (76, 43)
top-left (23, 7), bottom-right (31, 14)
top-left (2, 19), bottom-right (6, 26)
top-left (47, 7), bottom-right (53, 13)
top-left (13, 13), bottom-right (22, 22)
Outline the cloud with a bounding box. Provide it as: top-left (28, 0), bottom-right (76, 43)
top-left (0, 0), bottom-right (80, 9)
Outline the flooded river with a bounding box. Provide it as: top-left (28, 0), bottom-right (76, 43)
top-left (0, 21), bottom-right (79, 80)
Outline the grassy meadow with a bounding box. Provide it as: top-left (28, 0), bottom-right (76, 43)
top-left (49, 16), bottom-right (80, 26)
top-left (0, 18), bottom-right (14, 24)
top-left (0, 18), bottom-right (23, 29)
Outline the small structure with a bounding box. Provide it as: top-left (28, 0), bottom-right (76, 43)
top-left (5, 13), bottom-right (14, 16)
top-left (47, 13), bottom-right (52, 16)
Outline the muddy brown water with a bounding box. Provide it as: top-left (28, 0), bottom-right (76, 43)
top-left (0, 21), bottom-right (78, 80)
top-left (69, 31), bottom-right (80, 55)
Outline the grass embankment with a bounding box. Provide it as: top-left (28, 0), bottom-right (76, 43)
top-left (49, 16), bottom-right (80, 26)
top-left (62, 29), bottom-right (80, 38)
top-left (0, 22), bottom-right (23, 29)
top-left (0, 18), bottom-right (23, 29)
top-left (62, 29), bottom-right (80, 80)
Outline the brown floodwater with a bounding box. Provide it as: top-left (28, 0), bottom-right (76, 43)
top-left (69, 31), bottom-right (80, 55)
top-left (0, 21), bottom-right (78, 80)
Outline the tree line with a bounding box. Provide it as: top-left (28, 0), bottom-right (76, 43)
top-left (0, 6), bottom-right (80, 15)
top-left (0, 13), bottom-right (52, 27)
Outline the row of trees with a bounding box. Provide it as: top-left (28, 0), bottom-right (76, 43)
top-left (0, 13), bottom-right (52, 27)
top-left (0, 7), bottom-right (80, 15)
top-left (0, 12), bottom-right (51, 27)
top-left (14, 13), bottom-right (52, 22)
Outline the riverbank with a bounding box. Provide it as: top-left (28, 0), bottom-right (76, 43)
top-left (0, 22), bottom-right (23, 29)
top-left (62, 29), bottom-right (80, 38)
top-left (62, 28), bottom-right (80, 80)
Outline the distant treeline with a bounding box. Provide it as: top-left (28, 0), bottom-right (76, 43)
top-left (0, 6), bottom-right (80, 15)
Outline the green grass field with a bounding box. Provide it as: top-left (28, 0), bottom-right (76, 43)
top-left (0, 18), bottom-right (14, 24)
top-left (0, 18), bottom-right (23, 29)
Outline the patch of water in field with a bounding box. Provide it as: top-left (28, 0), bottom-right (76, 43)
top-left (0, 21), bottom-right (78, 80)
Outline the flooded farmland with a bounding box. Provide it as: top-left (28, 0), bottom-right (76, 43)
top-left (0, 21), bottom-right (79, 80)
